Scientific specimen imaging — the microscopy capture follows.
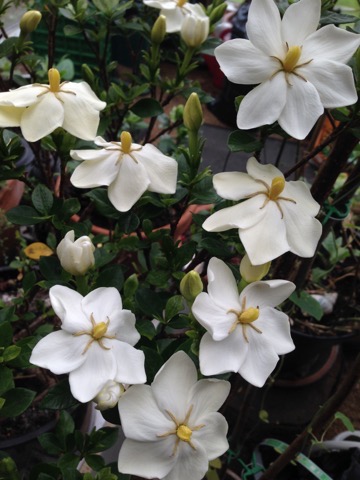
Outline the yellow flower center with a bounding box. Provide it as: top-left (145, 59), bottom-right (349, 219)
top-left (120, 131), bottom-right (132, 154)
top-left (239, 307), bottom-right (260, 324)
top-left (227, 297), bottom-right (262, 342)
top-left (177, 0), bottom-right (187, 6)
top-left (268, 176), bottom-right (285, 201)
top-left (157, 405), bottom-right (205, 456)
top-left (48, 68), bottom-right (61, 92)
top-left (92, 321), bottom-right (108, 340)
top-left (176, 424), bottom-right (192, 442)
top-left (73, 313), bottom-right (116, 354)
top-left (282, 45), bottom-right (302, 73)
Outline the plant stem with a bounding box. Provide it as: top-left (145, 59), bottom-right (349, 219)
top-left (259, 351), bottom-right (360, 480)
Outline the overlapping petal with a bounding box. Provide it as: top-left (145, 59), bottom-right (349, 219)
top-left (112, 342), bottom-right (146, 385)
top-left (246, 0), bottom-right (283, 57)
top-left (81, 287), bottom-right (123, 323)
top-left (212, 171), bottom-right (261, 200)
top-left (192, 292), bottom-right (235, 341)
top-left (135, 144), bottom-right (177, 194)
top-left (49, 285), bottom-right (87, 332)
top-left (236, 74), bottom-right (287, 131)
top-left (189, 379), bottom-right (230, 423)
top-left (21, 94), bottom-right (64, 142)
top-left (281, 0), bottom-right (320, 46)
top-left (241, 280), bottom-right (295, 310)
top-left (207, 257), bottom-right (241, 312)
top-left (163, 442), bottom-right (208, 480)
top-left (192, 412), bottom-right (229, 460)
top-left (0, 106), bottom-right (24, 126)
top-left (255, 307), bottom-right (295, 355)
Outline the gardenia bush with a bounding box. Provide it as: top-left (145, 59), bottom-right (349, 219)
top-left (0, 0), bottom-right (359, 479)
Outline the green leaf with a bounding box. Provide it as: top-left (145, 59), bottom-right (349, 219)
top-left (289, 291), bottom-right (324, 321)
top-left (84, 454), bottom-right (105, 472)
top-left (40, 379), bottom-right (79, 410)
top-left (117, 212), bottom-right (140, 234)
top-left (87, 427), bottom-right (119, 454)
top-left (334, 412), bottom-right (355, 432)
top-left (6, 206), bottom-right (45, 225)
top-left (58, 453), bottom-right (81, 473)
top-left (55, 410), bottom-right (75, 447)
top-left (0, 366), bottom-right (14, 396)
top-left (0, 306), bottom-right (17, 324)
top-left (86, 189), bottom-right (121, 219)
top-left (39, 255), bottom-right (63, 280)
top-left (32, 185), bottom-right (54, 215)
top-left (23, 271), bottom-right (37, 293)
top-left (95, 265), bottom-right (124, 290)
top-left (135, 287), bottom-right (168, 318)
top-left (320, 12), bottom-right (359, 25)
top-left (130, 98), bottom-right (163, 118)
top-left (228, 130), bottom-right (262, 153)
top-left (0, 37), bottom-right (18, 57)
top-left (142, 347), bottom-right (164, 383)
top-left (38, 432), bottom-right (63, 455)
top-left (165, 296), bottom-right (184, 322)
top-left (3, 345), bottom-right (21, 362)
top-left (199, 237), bottom-right (233, 257)
top-left (0, 322), bottom-right (12, 347)
top-left (0, 388), bottom-right (36, 418)
top-left (136, 319), bottom-right (157, 340)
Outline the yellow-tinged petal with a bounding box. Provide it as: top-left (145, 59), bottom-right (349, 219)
top-left (24, 242), bottom-right (53, 260)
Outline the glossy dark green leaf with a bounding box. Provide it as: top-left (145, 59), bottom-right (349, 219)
top-left (130, 98), bottom-right (163, 118)
top-left (32, 185), bottom-right (54, 215)
top-left (228, 130), bottom-right (262, 153)
top-left (0, 388), bottom-right (36, 417)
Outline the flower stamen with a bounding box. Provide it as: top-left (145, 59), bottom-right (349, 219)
top-left (73, 313), bottom-right (116, 354)
top-left (227, 296), bottom-right (261, 342)
top-left (157, 404), bottom-right (205, 456)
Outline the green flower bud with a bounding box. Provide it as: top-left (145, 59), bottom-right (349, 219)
top-left (180, 271), bottom-right (203, 303)
top-left (240, 253), bottom-right (271, 283)
top-left (183, 93), bottom-right (203, 132)
top-left (151, 15), bottom-right (166, 45)
top-left (19, 10), bottom-right (42, 35)
top-left (209, 3), bottom-right (227, 26)
top-left (124, 273), bottom-right (139, 298)
top-left (81, 63), bottom-right (95, 84)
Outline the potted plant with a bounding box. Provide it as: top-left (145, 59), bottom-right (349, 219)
top-left (0, 0), bottom-right (359, 479)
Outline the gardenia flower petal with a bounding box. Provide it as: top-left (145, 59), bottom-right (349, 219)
top-left (69, 342), bottom-right (117, 402)
top-left (152, 350), bottom-right (198, 420)
top-left (192, 292), bottom-right (235, 341)
top-left (278, 75), bottom-right (324, 140)
top-left (108, 156), bottom-right (150, 211)
top-left (207, 257), bottom-right (241, 312)
top-left (246, 0), bottom-right (283, 57)
top-left (82, 287), bottom-right (123, 323)
top-left (21, 93), bottom-right (64, 142)
top-left (215, 0), bottom-right (360, 139)
top-left (299, 60), bottom-right (358, 108)
top-left (193, 259), bottom-right (295, 386)
top-left (118, 351), bottom-right (230, 480)
top-left (50, 285), bottom-right (87, 333)
top-left (111, 342), bottom-right (147, 385)
top-left (215, 39), bottom-right (276, 85)
top-left (30, 330), bottom-right (88, 374)
top-left (118, 439), bottom-right (176, 479)
top-left (199, 330), bottom-right (248, 375)
top-left (246, 156), bottom-right (284, 184)
top-left (211, 171), bottom-right (261, 200)
top-left (70, 151), bottom-right (119, 187)
top-left (303, 24), bottom-right (360, 64)
top-left (281, 0), bottom-right (320, 46)
top-left (106, 310), bottom-right (140, 346)
top-left (0, 84), bottom-right (45, 107)
top-left (237, 74), bottom-right (287, 131)
top-left (0, 106), bottom-right (24, 127)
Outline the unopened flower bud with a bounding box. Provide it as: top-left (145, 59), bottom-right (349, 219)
top-left (240, 253), bottom-right (271, 283)
top-left (151, 15), bottom-right (166, 45)
top-left (57, 230), bottom-right (95, 276)
top-left (180, 271), bottom-right (203, 303)
top-left (183, 92), bottom-right (203, 132)
top-left (94, 381), bottom-right (125, 410)
top-left (81, 63), bottom-right (95, 84)
top-left (19, 10), bottom-right (42, 35)
top-left (181, 10), bottom-right (209, 48)
top-left (209, 3), bottom-right (227, 26)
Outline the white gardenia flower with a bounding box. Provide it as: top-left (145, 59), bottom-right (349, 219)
top-left (118, 351), bottom-right (230, 480)
top-left (0, 68), bottom-right (106, 142)
top-left (202, 157), bottom-right (322, 265)
top-left (192, 258), bottom-right (295, 387)
top-left (180, 8), bottom-right (209, 48)
top-left (215, 0), bottom-right (360, 139)
top-left (143, 0), bottom-right (206, 33)
top-left (70, 132), bottom-right (178, 212)
top-left (30, 286), bottom-right (146, 403)
top-left (57, 230), bottom-right (95, 276)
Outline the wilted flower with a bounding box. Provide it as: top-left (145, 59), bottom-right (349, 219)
top-left (192, 258), bottom-right (295, 387)
top-left (70, 132), bottom-right (178, 212)
top-left (215, 0), bottom-right (360, 139)
top-left (57, 230), bottom-right (95, 276)
top-left (94, 381), bottom-right (125, 411)
top-left (202, 157), bottom-right (322, 265)
top-left (143, 0), bottom-right (206, 33)
top-left (180, 8), bottom-right (209, 48)
top-left (0, 68), bottom-right (106, 142)
top-left (118, 351), bottom-right (230, 480)
top-left (30, 286), bottom-right (146, 402)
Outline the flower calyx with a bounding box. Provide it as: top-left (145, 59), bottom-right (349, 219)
top-left (73, 313), bottom-right (116, 354)
top-left (227, 296), bottom-right (261, 342)
top-left (157, 404), bottom-right (205, 456)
